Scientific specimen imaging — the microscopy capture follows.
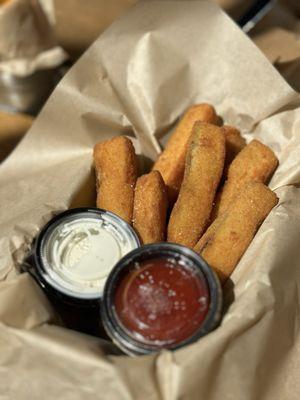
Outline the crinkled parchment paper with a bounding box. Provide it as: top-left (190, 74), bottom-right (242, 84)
top-left (0, 1), bottom-right (300, 399)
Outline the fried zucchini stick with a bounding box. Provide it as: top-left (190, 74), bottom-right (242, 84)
top-left (133, 171), bottom-right (168, 244)
top-left (167, 122), bottom-right (225, 248)
top-left (153, 104), bottom-right (217, 203)
top-left (223, 125), bottom-right (246, 177)
top-left (94, 136), bottom-right (137, 223)
top-left (194, 182), bottom-right (278, 284)
top-left (213, 139), bottom-right (278, 220)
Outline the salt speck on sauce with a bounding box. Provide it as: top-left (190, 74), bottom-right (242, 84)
top-left (114, 257), bottom-right (210, 345)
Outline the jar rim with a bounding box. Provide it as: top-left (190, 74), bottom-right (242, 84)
top-left (101, 242), bottom-right (223, 356)
top-left (33, 207), bottom-right (140, 303)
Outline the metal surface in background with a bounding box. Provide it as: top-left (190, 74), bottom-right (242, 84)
top-left (0, 67), bottom-right (65, 115)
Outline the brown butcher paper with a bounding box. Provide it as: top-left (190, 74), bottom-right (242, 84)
top-left (0, 1), bottom-right (300, 399)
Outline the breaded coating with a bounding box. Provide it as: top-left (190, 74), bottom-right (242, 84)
top-left (167, 122), bottom-right (225, 248)
top-left (133, 171), bottom-right (168, 244)
top-left (152, 104), bottom-right (217, 203)
top-left (194, 182), bottom-right (278, 284)
top-left (223, 125), bottom-right (246, 177)
top-left (94, 136), bottom-right (137, 223)
top-left (212, 139), bottom-right (278, 220)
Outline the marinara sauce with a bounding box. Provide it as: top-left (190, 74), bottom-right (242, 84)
top-left (101, 243), bottom-right (222, 355)
top-left (114, 258), bottom-right (210, 345)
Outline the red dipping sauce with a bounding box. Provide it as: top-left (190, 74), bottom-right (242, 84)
top-left (114, 258), bottom-right (210, 346)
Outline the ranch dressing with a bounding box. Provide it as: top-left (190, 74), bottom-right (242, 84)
top-left (38, 209), bottom-right (140, 299)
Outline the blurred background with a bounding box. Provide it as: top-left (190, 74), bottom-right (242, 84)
top-left (1, 0), bottom-right (300, 163)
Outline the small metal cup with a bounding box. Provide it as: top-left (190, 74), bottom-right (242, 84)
top-left (0, 68), bottom-right (59, 114)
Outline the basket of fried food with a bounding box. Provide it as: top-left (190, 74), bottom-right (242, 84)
top-left (93, 103), bottom-right (279, 285)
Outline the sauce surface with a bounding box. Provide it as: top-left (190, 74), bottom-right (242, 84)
top-left (41, 213), bottom-right (139, 298)
top-left (114, 258), bottom-right (210, 345)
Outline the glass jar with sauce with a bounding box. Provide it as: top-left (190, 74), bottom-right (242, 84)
top-left (101, 243), bottom-right (222, 355)
top-left (25, 207), bottom-right (140, 335)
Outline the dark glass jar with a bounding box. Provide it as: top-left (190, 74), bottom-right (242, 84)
top-left (25, 207), bottom-right (140, 336)
top-left (101, 243), bottom-right (222, 355)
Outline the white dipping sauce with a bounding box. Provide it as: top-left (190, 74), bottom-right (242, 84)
top-left (40, 211), bottom-right (139, 299)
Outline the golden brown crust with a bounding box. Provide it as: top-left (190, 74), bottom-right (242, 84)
top-left (133, 171), bottom-right (168, 244)
top-left (167, 122), bottom-right (225, 248)
top-left (212, 139), bottom-right (278, 220)
top-left (223, 125), bottom-right (246, 177)
top-left (194, 182), bottom-right (278, 284)
top-left (93, 136), bottom-right (137, 223)
top-left (152, 104), bottom-right (217, 204)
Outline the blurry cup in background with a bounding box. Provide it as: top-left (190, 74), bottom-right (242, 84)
top-left (0, 0), bottom-right (67, 114)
